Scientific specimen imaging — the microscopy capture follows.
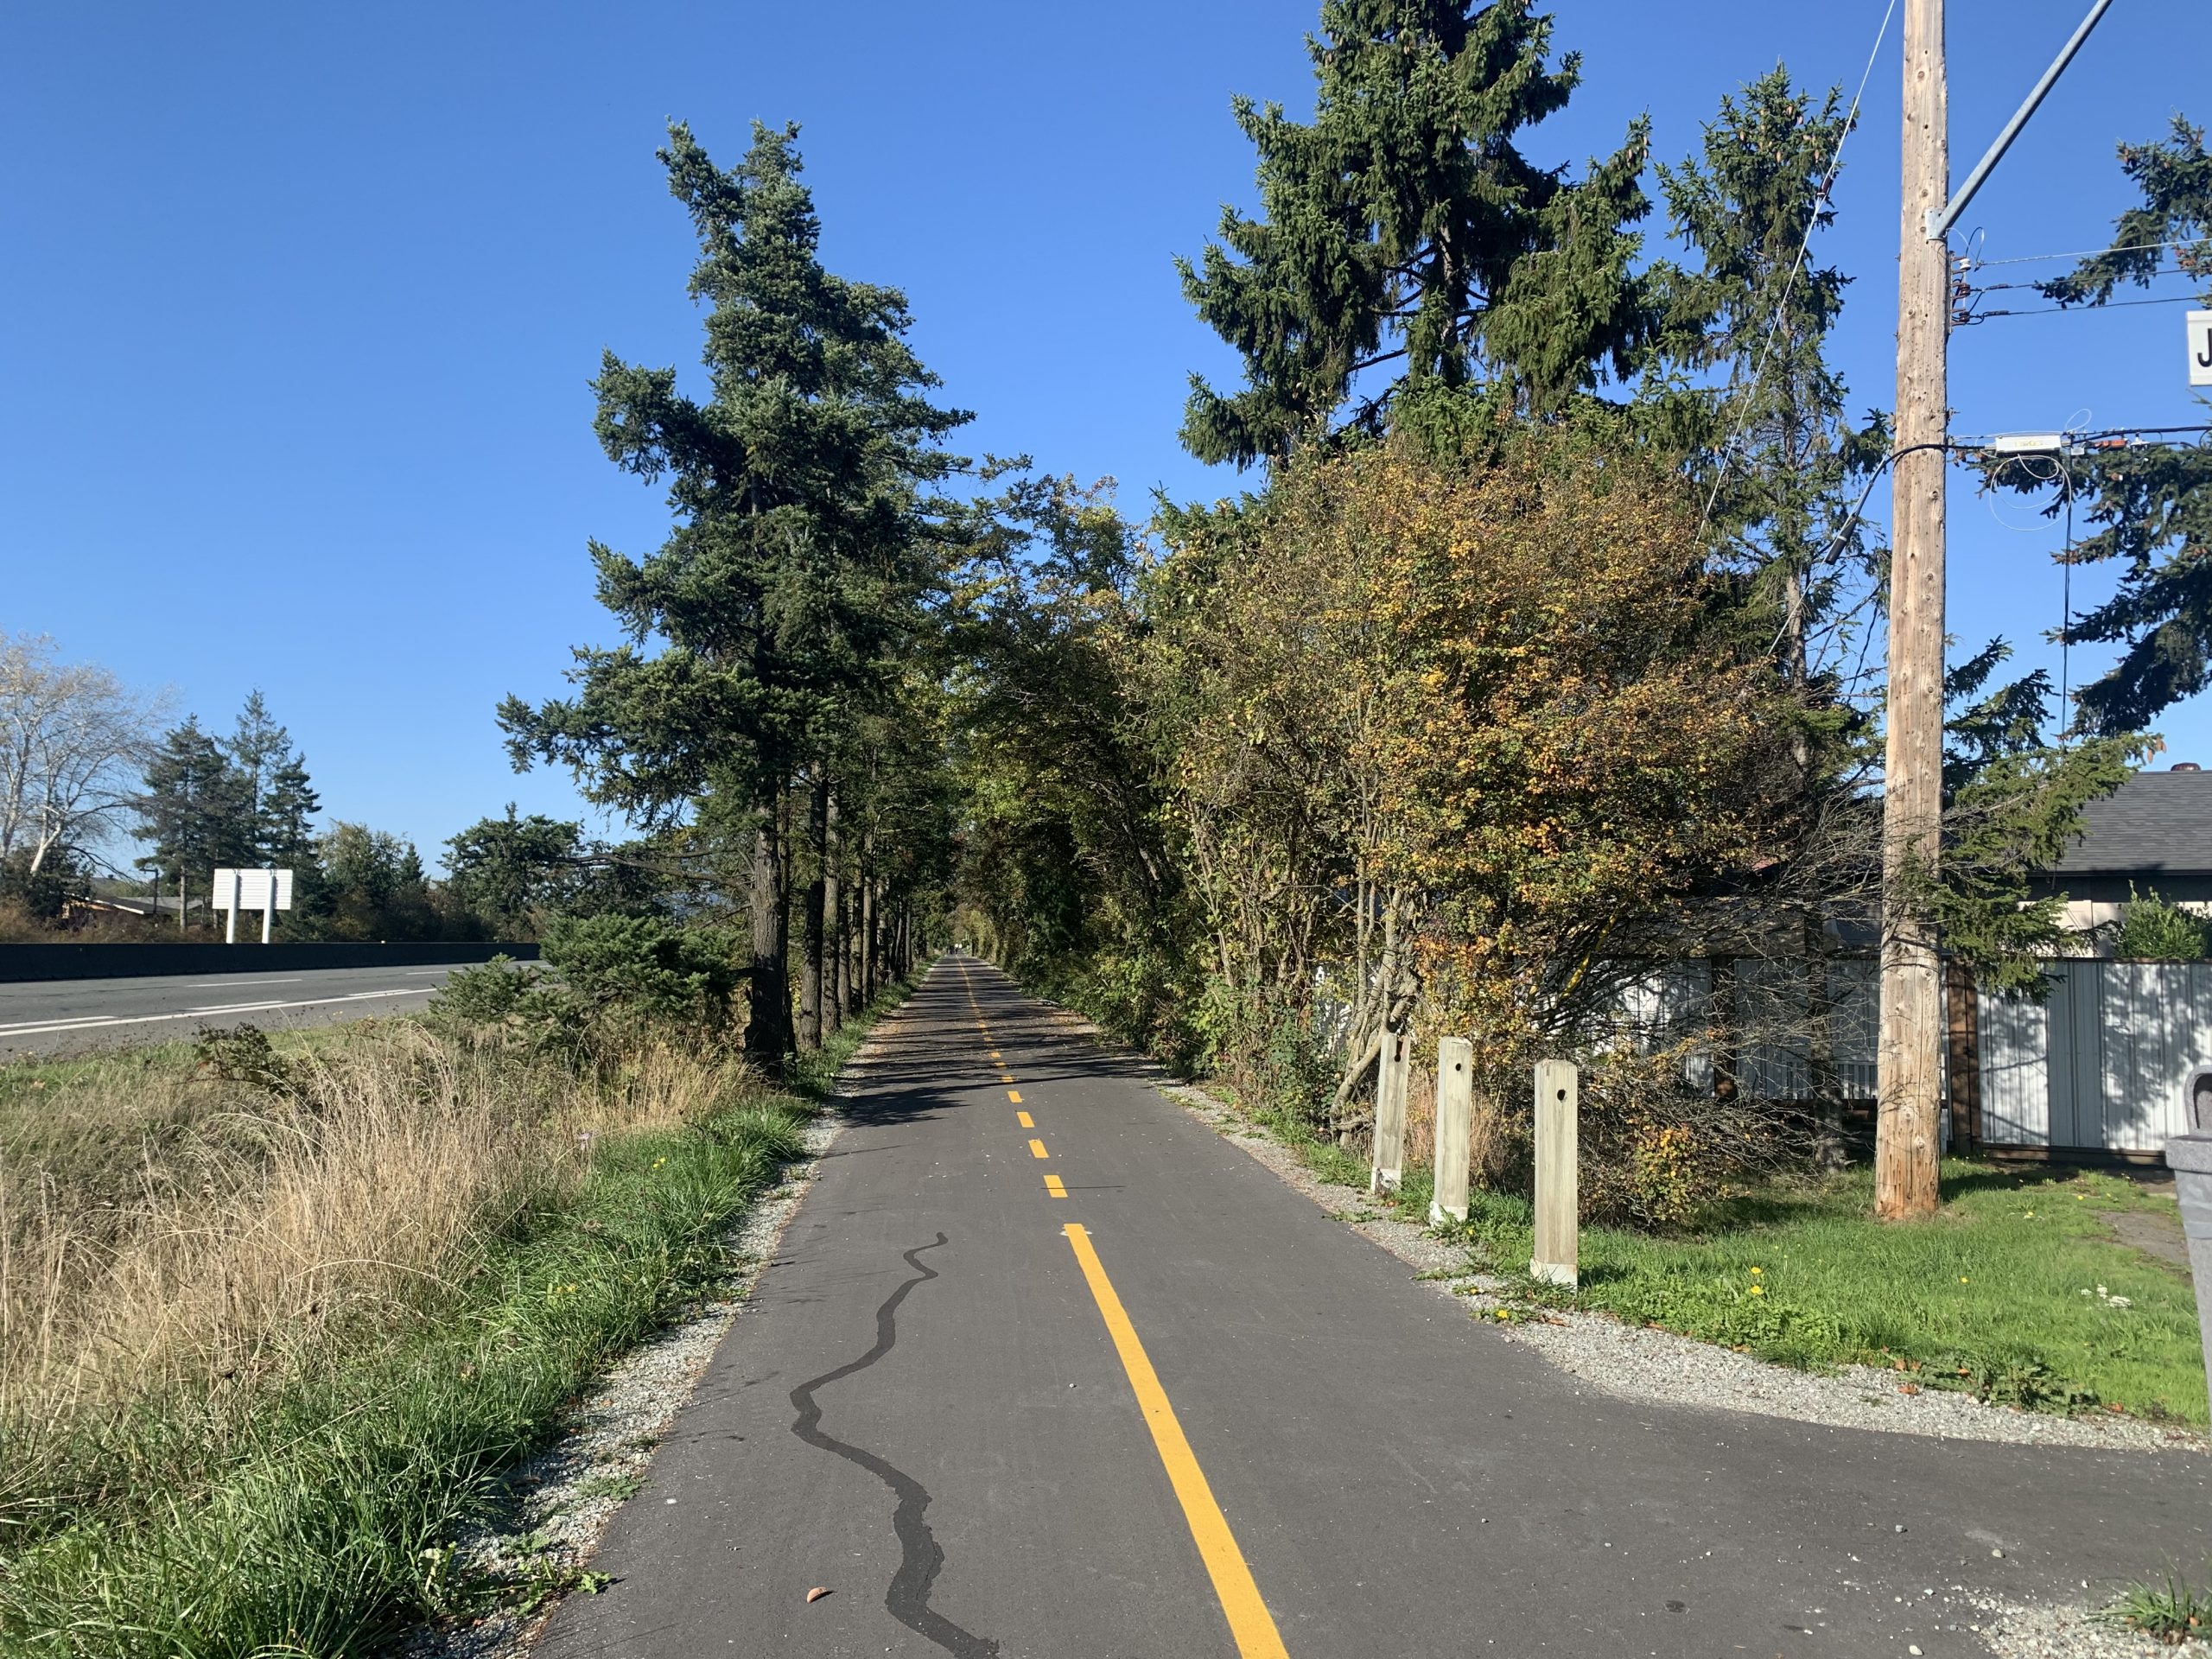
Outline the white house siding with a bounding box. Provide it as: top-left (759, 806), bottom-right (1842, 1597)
top-left (1612, 957), bottom-right (1879, 1101)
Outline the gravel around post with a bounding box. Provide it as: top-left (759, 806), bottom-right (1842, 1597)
top-left (404, 1033), bottom-right (894, 1659)
top-left (1968, 1598), bottom-right (2207, 1658)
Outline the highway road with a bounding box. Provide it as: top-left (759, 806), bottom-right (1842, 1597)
top-left (541, 955), bottom-right (2212, 1659)
top-left (0, 962), bottom-right (465, 1057)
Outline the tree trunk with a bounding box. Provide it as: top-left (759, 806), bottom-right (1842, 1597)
top-left (799, 772), bottom-right (827, 1052)
top-left (1805, 920), bottom-right (1847, 1171)
top-left (859, 842), bottom-right (877, 1004)
top-left (746, 793), bottom-right (791, 1069)
top-left (775, 788), bottom-right (794, 1051)
top-left (823, 787), bottom-right (843, 1036)
top-left (1710, 957), bottom-right (1740, 1106)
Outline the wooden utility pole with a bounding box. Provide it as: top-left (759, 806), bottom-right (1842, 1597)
top-left (1876, 0), bottom-right (1949, 1222)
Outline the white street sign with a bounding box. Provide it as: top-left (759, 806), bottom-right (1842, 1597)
top-left (2190, 310), bottom-right (2212, 387)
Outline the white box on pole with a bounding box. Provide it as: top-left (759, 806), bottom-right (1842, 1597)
top-left (2190, 310), bottom-right (2212, 387)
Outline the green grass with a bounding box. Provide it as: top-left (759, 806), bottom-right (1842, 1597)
top-left (0, 1024), bottom-right (351, 1203)
top-left (2104, 1565), bottom-right (2212, 1644)
top-left (1231, 1091), bottom-right (2206, 1426)
top-left (0, 990), bottom-right (909, 1657)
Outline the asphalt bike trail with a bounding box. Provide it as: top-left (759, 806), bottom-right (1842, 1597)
top-left (538, 954), bottom-right (2211, 1658)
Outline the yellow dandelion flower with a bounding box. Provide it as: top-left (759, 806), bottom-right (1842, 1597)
top-left (1748, 1284), bottom-right (1766, 1296)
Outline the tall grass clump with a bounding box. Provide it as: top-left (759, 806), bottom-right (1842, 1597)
top-left (0, 971), bottom-right (904, 1656)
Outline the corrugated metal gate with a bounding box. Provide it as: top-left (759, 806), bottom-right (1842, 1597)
top-left (1977, 961), bottom-right (2212, 1153)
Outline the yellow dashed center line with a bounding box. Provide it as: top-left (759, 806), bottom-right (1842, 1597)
top-left (1017, 1111), bottom-right (1034, 1128)
top-left (1062, 1224), bottom-right (1290, 1658)
top-left (1028, 1138), bottom-right (1049, 1160)
top-left (1044, 1173), bottom-right (1067, 1199)
top-left (1007, 1089), bottom-right (1022, 1104)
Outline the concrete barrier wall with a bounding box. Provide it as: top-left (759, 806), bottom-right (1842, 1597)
top-left (0, 941), bottom-right (541, 983)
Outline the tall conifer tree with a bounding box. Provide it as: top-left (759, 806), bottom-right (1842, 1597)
top-left (134, 717), bottom-right (253, 915)
top-left (1658, 68), bottom-right (1885, 701)
top-left (1177, 0), bottom-right (1656, 467)
top-left (501, 122), bottom-right (967, 1065)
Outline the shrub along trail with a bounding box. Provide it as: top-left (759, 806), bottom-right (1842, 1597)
top-left (533, 957), bottom-right (2212, 1659)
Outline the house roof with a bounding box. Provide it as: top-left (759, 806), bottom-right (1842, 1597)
top-left (2046, 769), bottom-right (2212, 874)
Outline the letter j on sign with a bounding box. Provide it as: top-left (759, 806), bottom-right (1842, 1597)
top-left (2190, 310), bottom-right (2212, 388)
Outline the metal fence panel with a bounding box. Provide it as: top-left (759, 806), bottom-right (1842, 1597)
top-left (1977, 987), bottom-right (2050, 1146)
top-left (1978, 960), bottom-right (2212, 1151)
top-left (2098, 961), bottom-right (2212, 1148)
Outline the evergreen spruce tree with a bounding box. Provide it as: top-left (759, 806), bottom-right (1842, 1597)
top-left (500, 121), bottom-right (968, 1066)
top-left (444, 806), bottom-right (585, 936)
top-left (221, 689), bottom-right (321, 857)
top-left (1658, 67), bottom-right (1885, 700)
top-left (133, 717), bottom-right (253, 921)
top-left (259, 753), bottom-right (320, 863)
top-left (2026, 115), bottom-right (2212, 733)
top-left (1936, 644), bottom-right (2146, 993)
top-left (224, 691), bottom-right (286, 832)
top-left (1177, 0), bottom-right (1656, 466)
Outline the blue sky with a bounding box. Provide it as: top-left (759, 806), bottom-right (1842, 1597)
top-left (4, 2), bottom-right (2208, 868)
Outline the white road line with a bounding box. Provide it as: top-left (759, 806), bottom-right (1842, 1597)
top-left (0, 987), bottom-right (434, 1040)
top-left (186, 978), bottom-right (306, 988)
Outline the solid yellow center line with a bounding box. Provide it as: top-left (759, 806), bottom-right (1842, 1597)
top-left (1044, 1173), bottom-right (1068, 1198)
top-left (1007, 1089), bottom-right (1023, 1104)
top-left (1061, 1224), bottom-right (1291, 1658)
top-left (1028, 1138), bottom-right (1049, 1160)
top-left (1017, 1110), bottom-right (1034, 1128)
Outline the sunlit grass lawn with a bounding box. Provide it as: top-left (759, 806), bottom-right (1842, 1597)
top-left (1259, 1106), bottom-right (2205, 1426)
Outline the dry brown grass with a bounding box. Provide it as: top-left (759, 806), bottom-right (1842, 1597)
top-left (0, 1022), bottom-right (754, 1444)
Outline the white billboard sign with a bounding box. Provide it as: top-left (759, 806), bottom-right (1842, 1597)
top-left (2190, 309), bottom-right (2212, 387)
top-left (213, 867), bottom-right (295, 943)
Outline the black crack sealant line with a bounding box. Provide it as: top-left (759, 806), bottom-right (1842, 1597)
top-left (789, 1233), bottom-right (999, 1659)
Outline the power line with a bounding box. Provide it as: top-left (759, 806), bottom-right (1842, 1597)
top-left (1963, 238), bottom-right (2209, 270)
top-left (1961, 291), bottom-right (2206, 322)
top-left (1965, 264), bottom-right (2203, 296)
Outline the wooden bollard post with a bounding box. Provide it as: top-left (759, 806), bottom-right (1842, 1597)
top-left (1430, 1037), bottom-right (1473, 1224)
top-left (1371, 1026), bottom-right (1412, 1194)
top-left (1531, 1059), bottom-right (1579, 1287)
